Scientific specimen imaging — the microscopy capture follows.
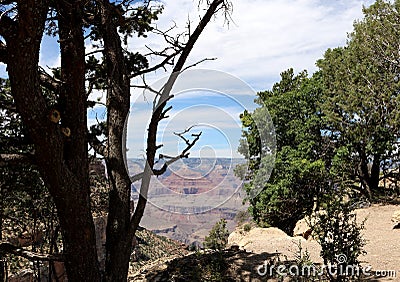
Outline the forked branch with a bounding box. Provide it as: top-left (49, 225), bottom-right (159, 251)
top-left (130, 128), bottom-right (202, 183)
top-left (130, 0), bottom-right (226, 234)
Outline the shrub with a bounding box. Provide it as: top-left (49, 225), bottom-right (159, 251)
top-left (311, 195), bottom-right (366, 281)
top-left (243, 223), bottom-right (251, 232)
top-left (204, 219), bottom-right (229, 251)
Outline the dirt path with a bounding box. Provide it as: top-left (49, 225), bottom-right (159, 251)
top-left (356, 204), bottom-right (400, 280)
top-left (227, 204), bottom-right (400, 281)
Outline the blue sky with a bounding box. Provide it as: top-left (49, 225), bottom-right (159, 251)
top-left (1, 0), bottom-right (375, 158)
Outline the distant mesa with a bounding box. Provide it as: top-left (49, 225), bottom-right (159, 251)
top-left (183, 187), bottom-right (199, 194)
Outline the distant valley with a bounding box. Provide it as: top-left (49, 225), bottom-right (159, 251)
top-left (128, 158), bottom-right (248, 246)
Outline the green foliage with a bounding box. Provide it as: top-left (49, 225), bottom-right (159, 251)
top-left (0, 79), bottom-right (30, 153)
top-left (204, 219), bottom-right (229, 251)
top-left (293, 241), bottom-right (313, 268)
top-left (317, 0), bottom-right (400, 198)
top-left (311, 195), bottom-right (366, 281)
top-left (239, 0), bottom-right (400, 236)
top-left (238, 69), bottom-right (332, 235)
top-left (243, 223), bottom-right (251, 232)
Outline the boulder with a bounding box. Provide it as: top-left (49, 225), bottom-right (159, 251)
top-left (293, 218), bottom-right (311, 239)
top-left (391, 210), bottom-right (400, 222)
top-left (391, 210), bottom-right (400, 229)
top-left (228, 227), bottom-right (290, 253)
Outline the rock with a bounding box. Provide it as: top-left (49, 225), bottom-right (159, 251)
top-left (392, 210), bottom-right (400, 229)
top-left (391, 210), bottom-right (400, 222)
top-left (228, 227), bottom-right (290, 253)
top-left (293, 218), bottom-right (311, 239)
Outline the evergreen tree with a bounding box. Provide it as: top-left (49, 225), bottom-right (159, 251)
top-left (237, 69), bottom-right (331, 235)
top-left (318, 0), bottom-right (400, 199)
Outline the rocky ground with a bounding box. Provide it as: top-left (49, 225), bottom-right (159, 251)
top-left (9, 204), bottom-right (400, 281)
top-left (130, 203), bottom-right (400, 281)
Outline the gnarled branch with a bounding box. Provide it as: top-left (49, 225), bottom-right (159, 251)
top-left (130, 0), bottom-right (225, 233)
top-left (130, 128), bottom-right (202, 183)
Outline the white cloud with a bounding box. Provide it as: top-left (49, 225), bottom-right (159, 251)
top-left (1, 0), bottom-right (375, 158)
top-left (124, 0), bottom-right (376, 157)
top-left (144, 0), bottom-right (374, 90)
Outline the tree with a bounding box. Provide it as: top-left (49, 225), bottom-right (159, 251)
top-left (237, 69), bottom-right (331, 235)
top-left (317, 0), bottom-right (400, 199)
top-left (0, 0), bottom-right (231, 280)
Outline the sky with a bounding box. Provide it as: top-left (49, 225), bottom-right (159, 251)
top-left (0, 0), bottom-right (376, 158)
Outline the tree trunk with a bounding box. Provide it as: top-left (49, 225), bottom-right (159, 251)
top-left (0, 185), bottom-right (4, 282)
top-left (99, 3), bottom-right (133, 281)
top-left (368, 154), bottom-right (381, 194)
top-left (56, 2), bottom-right (101, 281)
top-left (5, 2), bottom-right (101, 281)
top-left (358, 148), bottom-right (380, 199)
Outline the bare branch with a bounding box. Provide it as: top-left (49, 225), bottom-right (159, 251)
top-left (0, 241), bottom-right (65, 262)
top-left (129, 50), bottom-right (180, 78)
top-left (131, 78), bottom-right (162, 97)
top-left (152, 25), bottom-right (186, 49)
top-left (130, 128), bottom-right (202, 183)
top-left (130, 0), bottom-right (225, 234)
top-left (87, 100), bottom-right (106, 107)
top-left (173, 0), bottom-right (224, 73)
top-left (160, 105), bottom-right (172, 120)
top-left (181, 57), bottom-right (216, 72)
top-left (39, 67), bottom-right (61, 93)
top-left (86, 49), bottom-right (104, 57)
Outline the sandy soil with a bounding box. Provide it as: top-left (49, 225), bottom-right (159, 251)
top-left (356, 204), bottom-right (400, 280)
top-left (227, 204), bottom-right (400, 281)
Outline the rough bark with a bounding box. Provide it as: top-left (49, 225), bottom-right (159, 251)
top-left (1, 1), bottom-right (227, 281)
top-left (0, 188), bottom-right (4, 282)
top-left (358, 148), bottom-right (380, 199)
top-left (4, 1), bottom-right (101, 281)
top-left (99, 2), bottom-right (133, 281)
top-left (56, 2), bottom-right (101, 281)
